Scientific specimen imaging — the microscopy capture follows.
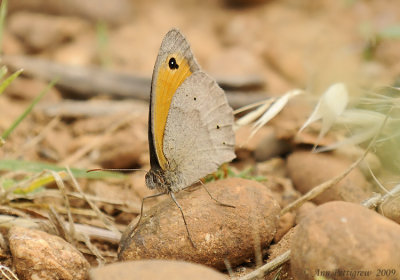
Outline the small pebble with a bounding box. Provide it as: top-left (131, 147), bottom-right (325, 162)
top-left (287, 151), bottom-right (372, 204)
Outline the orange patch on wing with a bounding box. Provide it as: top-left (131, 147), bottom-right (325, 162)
top-left (154, 54), bottom-right (192, 169)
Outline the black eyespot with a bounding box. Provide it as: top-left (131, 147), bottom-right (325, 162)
top-left (216, 125), bottom-right (220, 129)
top-left (223, 142), bottom-right (226, 145)
top-left (168, 57), bottom-right (179, 69)
top-left (193, 97), bottom-right (197, 101)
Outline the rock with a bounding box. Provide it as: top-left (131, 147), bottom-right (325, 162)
top-left (295, 201), bottom-right (317, 225)
top-left (273, 212), bottom-right (295, 243)
top-left (8, 12), bottom-right (91, 52)
top-left (8, 226), bottom-right (89, 280)
top-left (256, 157), bottom-right (287, 178)
top-left (89, 260), bottom-right (227, 280)
top-left (286, 151), bottom-right (372, 204)
top-left (333, 146), bottom-right (382, 179)
top-left (269, 97), bottom-right (314, 141)
top-left (268, 226), bottom-right (296, 260)
top-left (119, 178), bottom-right (280, 270)
top-left (378, 193), bottom-right (400, 224)
top-left (254, 130), bottom-right (292, 162)
top-left (235, 126), bottom-right (273, 152)
top-left (291, 201), bottom-right (400, 280)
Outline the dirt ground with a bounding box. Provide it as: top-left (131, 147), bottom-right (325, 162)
top-left (1, 0), bottom-right (400, 279)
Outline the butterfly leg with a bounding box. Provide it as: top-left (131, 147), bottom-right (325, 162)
top-left (199, 180), bottom-right (235, 208)
top-left (169, 192), bottom-right (196, 248)
top-left (129, 192), bottom-right (167, 238)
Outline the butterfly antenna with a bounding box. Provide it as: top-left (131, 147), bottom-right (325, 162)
top-left (198, 180), bottom-right (235, 208)
top-left (169, 192), bottom-right (196, 248)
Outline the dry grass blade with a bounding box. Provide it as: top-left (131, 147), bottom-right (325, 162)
top-left (237, 250), bottom-right (291, 280)
top-left (367, 163), bottom-right (390, 194)
top-left (0, 265), bottom-right (19, 280)
top-left (0, 215), bottom-right (41, 230)
top-left (0, 215), bottom-right (120, 243)
top-left (299, 83), bottom-right (348, 134)
top-left (73, 222), bottom-right (121, 243)
top-left (8, 202), bottom-right (99, 217)
top-left (66, 167), bottom-right (120, 234)
top-left (224, 259), bottom-right (234, 278)
top-left (7, 189), bottom-right (136, 212)
top-left (250, 89), bottom-right (303, 139)
top-left (0, 205), bottom-right (30, 218)
top-left (234, 89), bottom-right (303, 148)
top-left (235, 98), bottom-right (275, 128)
top-left (48, 206), bottom-right (70, 242)
top-left (315, 126), bottom-right (378, 153)
top-left (233, 99), bottom-right (270, 115)
top-left (0, 171), bottom-right (46, 202)
top-left (78, 231), bottom-right (105, 265)
top-left (50, 170), bottom-right (76, 242)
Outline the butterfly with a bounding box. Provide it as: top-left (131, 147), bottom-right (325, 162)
top-left (135, 28), bottom-right (235, 246)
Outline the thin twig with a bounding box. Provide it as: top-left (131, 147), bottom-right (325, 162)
top-left (236, 250), bottom-right (291, 280)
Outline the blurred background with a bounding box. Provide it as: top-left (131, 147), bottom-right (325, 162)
top-left (0, 0), bottom-right (400, 273)
top-left (1, 0), bottom-right (400, 177)
top-left (4, 0), bottom-right (400, 95)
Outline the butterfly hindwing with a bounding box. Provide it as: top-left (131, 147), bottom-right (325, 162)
top-left (162, 71), bottom-right (235, 189)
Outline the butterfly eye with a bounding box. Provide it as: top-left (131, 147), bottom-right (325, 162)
top-left (168, 57), bottom-right (179, 70)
